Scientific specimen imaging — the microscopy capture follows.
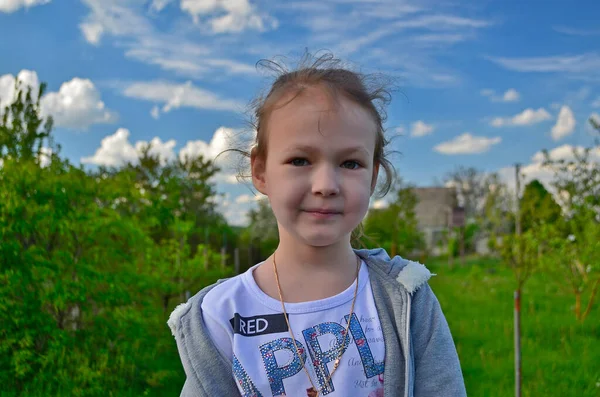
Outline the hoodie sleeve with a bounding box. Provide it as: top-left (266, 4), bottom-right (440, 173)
top-left (168, 289), bottom-right (241, 397)
top-left (410, 283), bottom-right (467, 396)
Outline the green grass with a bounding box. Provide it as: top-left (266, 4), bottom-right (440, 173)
top-left (427, 256), bottom-right (600, 397)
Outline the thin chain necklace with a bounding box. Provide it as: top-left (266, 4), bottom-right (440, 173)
top-left (272, 252), bottom-right (361, 397)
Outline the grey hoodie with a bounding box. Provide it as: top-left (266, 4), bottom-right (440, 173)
top-left (168, 248), bottom-right (467, 396)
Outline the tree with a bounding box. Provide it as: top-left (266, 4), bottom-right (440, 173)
top-left (0, 80), bottom-right (57, 164)
top-left (541, 220), bottom-right (599, 322)
top-left (481, 176), bottom-right (514, 253)
top-left (244, 197), bottom-right (279, 257)
top-left (538, 117), bottom-right (600, 321)
top-left (444, 166), bottom-right (489, 222)
top-left (499, 228), bottom-right (541, 397)
top-left (364, 179), bottom-right (424, 257)
top-left (0, 79), bottom-right (231, 394)
top-left (519, 179), bottom-right (562, 232)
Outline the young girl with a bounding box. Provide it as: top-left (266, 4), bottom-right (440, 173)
top-left (168, 54), bottom-right (466, 397)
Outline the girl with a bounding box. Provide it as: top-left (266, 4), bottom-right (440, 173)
top-left (168, 54), bottom-right (466, 397)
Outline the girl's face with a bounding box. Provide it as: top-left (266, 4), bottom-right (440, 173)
top-left (252, 85), bottom-right (379, 248)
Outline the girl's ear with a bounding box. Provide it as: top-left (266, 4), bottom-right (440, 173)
top-left (370, 162), bottom-right (380, 195)
top-left (251, 147), bottom-right (268, 195)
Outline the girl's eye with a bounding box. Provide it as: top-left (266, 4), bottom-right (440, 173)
top-left (290, 158), bottom-right (309, 167)
top-left (342, 160), bottom-right (361, 169)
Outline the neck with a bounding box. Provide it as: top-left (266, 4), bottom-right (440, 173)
top-left (274, 229), bottom-right (357, 275)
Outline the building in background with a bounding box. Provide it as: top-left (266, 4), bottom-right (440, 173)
top-left (413, 187), bottom-right (458, 255)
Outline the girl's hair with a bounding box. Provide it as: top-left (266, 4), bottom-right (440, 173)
top-left (223, 51), bottom-right (399, 244)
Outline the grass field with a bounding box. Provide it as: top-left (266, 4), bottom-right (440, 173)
top-left (427, 256), bottom-right (599, 396)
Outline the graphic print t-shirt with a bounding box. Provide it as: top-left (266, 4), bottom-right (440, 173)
top-left (201, 261), bottom-right (386, 397)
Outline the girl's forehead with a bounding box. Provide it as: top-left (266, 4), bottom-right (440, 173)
top-left (267, 87), bottom-right (377, 145)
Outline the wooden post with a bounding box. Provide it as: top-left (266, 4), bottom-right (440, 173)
top-left (234, 247), bottom-right (240, 274)
top-left (515, 163), bottom-right (521, 236)
top-left (221, 246), bottom-right (226, 269)
top-left (514, 289), bottom-right (522, 397)
top-left (514, 163), bottom-right (522, 397)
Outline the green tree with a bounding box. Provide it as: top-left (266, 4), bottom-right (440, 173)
top-left (519, 179), bottom-right (562, 232)
top-left (243, 197), bottom-right (279, 257)
top-left (0, 79), bottom-right (230, 395)
top-left (0, 80), bottom-right (57, 164)
top-left (364, 179), bottom-right (424, 257)
top-left (541, 221), bottom-right (600, 321)
top-left (539, 117), bottom-right (600, 321)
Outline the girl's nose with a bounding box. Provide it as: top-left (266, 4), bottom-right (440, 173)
top-left (312, 165), bottom-right (340, 196)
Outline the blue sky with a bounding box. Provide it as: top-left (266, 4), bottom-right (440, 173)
top-left (1, 0), bottom-right (599, 225)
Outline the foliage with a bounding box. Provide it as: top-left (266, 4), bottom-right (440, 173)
top-left (244, 197), bottom-right (279, 257)
top-left (0, 80), bottom-right (231, 395)
top-left (537, 118), bottom-right (600, 321)
top-left (364, 179), bottom-right (425, 257)
top-left (500, 231), bottom-right (540, 289)
top-left (519, 179), bottom-right (562, 232)
top-left (540, 220), bottom-right (600, 322)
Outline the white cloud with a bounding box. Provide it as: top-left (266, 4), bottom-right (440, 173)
top-left (371, 199), bottom-right (388, 209)
top-left (531, 144), bottom-right (600, 164)
top-left (41, 78), bottom-right (117, 130)
top-left (179, 126), bottom-right (231, 162)
top-left (553, 26), bottom-right (600, 36)
top-left (393, 125), bottom-right (405, 134)
top-left (487, 53), bottom-right (600, 81)
top-left (121, 81), bottom-right (244, 116)
top-left (39, 146), bottom-right (53, 168)
top-left (0, 0), bottom-right (50, 13)
top-left (0, 71), bottom-right (116, 130)
top-left (81, 128), bottom-right (177, 167)
top-left (235, 194), bottom-right (263, 204)
top-left (481, 88), bottom-right (520, 102)
top-left (410, 120), bottom-right (434, 137)
top-left (150, 105), bottom-right (160, 119)
top-left (592, 97), bottom-right (600, 108)
top-left (178, 126), bottom-right (243, 184)
top-left (150, 0), bottom-right (174, 12)
top-left (502, 89), bottom-right (520, 102)
top-left (499, 144), bottom-right (600, 195)
top-left (79, 0), bottom-right (152, 46)
top-left (490, 108), bottom-right (552, 127)
top-left (81, 128), bottom-right (139, 167)
top-left (551, 105), bottom-right (576, 141)
top-left (181, 0), bottom-right (278, 34)
top-left (0, 70), bottom-right (40, 110)
top-left (434, 133), bottom-right (501, 155)
top-left (80, 22), bottom-right (104, 45)
top-left (235, 194), bottom-right (253, 204)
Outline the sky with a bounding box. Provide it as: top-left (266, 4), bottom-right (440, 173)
top-left (1, 0), bottom-right (599, 226)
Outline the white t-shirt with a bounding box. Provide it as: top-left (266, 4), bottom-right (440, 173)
top-left (201, 260), bottom-right (386, 397)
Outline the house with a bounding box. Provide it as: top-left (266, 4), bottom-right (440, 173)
top-left (412, 187), bottom-right (458, 255)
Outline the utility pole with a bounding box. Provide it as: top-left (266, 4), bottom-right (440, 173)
top-left (515, 163), bottom-right (521, 237)
top-left (514, 163), bottom-right (522, 397)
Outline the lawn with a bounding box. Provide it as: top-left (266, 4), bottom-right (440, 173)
top-left (427, 256), bottom-right (599, 396)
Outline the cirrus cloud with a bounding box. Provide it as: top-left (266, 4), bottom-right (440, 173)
top-left (0, 0), bottom-right (50, 13)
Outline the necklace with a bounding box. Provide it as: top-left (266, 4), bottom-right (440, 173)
top-left (272, 252), bottom-right (360, 397)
